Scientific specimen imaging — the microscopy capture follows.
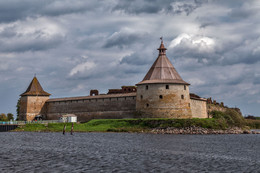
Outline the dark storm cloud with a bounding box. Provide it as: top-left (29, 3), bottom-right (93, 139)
top-left (40, 0), bottom-right (104, 17)
top-left (113, 0), bottom-right (207, 15)
top-left (103, 31), bottom-right (148, 49)
top-left (120, 52), bottom-right (153, 66)
top-left (0, 0), bottom-right (103, 23)
top-left (0, 35), bottom-right (63, 52)
top-left (0, 25), bottom-right (64, 52)
top-left (0, 0), bottom-right (45, 23)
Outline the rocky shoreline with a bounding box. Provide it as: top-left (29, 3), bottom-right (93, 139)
top-left (151, 126), bottom-right (260, 135)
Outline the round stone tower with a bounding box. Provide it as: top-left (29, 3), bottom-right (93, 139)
top-left (136, 39), bottom-right (192, 118)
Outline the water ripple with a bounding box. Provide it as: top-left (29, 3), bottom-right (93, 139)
top-left (0, 132), bottom-right (259, 173)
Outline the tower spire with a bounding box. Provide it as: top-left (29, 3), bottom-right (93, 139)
top-left (20, 76), bottom-right (51, 96)
top-left (137, 39), bottom-right (189, 85)
top-left (158, 37), bottom-right (167, 55)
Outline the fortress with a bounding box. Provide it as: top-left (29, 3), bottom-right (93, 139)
top-left (19, 40), bottom-right (208, 122)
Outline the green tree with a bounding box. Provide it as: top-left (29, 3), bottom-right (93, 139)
top-left (16, 97), bottom-right (21, 120)
top-left (0, 113), bottom-right (7, 121)
top-left (7, 113), bottom-right (14, 121)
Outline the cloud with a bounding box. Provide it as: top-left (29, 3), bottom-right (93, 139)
top-left (169, 33), bottom-right (215, 49)
top-left (0, 0), bottom-right (47, 23)
top-left (69, 61), bottom-right (96, 77)
top-left (120, 52), bottom-right (152, 66)
top-left (0, 35), bottom-right (63, 53)
top-left (113, 0), bottom-right (207, 15)
top-left (103, 28), bottom-right (148, 48)
top-left (41, 0), bottom-right (96, 16)
top-left (1, 0), bottom-right (260, 117)
top-left (0, 17), bottom-right (65, 52)
top-left (0, 0), bottom-right (107, 23)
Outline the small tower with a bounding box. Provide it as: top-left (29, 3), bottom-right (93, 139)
top-left (20, 76), bottom-right (50, 121)
top-left (136, 38), bottom-right (192, 118)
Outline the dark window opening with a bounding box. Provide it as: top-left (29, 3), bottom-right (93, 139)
top-left (184, 85), bottom-right (186, 90)
top-left (181, 95), bottom-right (184, 99)
top-left (159, 95), bottom-right (163, 99)
top-left (141, 95), bottom-right (143, 99)
top-left (146, 103), bottom-right (149, 107)
top-left (166, 85), bottom-right (169, 89)
top-left (146, 85), bottom-right (148, 90)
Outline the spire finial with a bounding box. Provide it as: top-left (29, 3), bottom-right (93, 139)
top-left (158, 37), bottom-right (167, 55)
top-left (34, 73), bottom-right (36, 77)
top-left (160, 36), bottom-right (163, 43)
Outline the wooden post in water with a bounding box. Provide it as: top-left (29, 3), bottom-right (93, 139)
top-left (71, 123), bottom-right (74, 135)
top-left (63, 124), bottom-right (66, 135)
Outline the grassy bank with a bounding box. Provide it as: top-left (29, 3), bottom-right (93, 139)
top-left (15, 118), bottom-right (223, 133)
top-left (14, 109), bottom-right (259, 133)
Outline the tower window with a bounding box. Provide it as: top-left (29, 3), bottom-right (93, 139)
top-left (166, 85), bottom-right (169, 89)
top-left (146, 103), bottom-right (149, 107)
top-left (184, 85), bottom-right (186, 90)
top-left (146, 85), bottom-right (148, 90)
top-left (159, 95), bottom-right (163, 99)
top-left (141, 95), bottom-right (143, 99)
top-left (181, 95), bottom-right (184, 99)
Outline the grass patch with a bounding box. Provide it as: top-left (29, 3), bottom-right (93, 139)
top-left (245, 119), bottom-right (260, 129)
top-left (15, 117), bottom-right (232, 132)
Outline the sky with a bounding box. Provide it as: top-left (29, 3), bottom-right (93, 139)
top-left (0, 0), bottom-right (259, 117)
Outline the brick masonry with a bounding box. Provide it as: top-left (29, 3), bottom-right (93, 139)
top-left (136, 84), bottom-right (193, 118)
top-left (20, 96), bottom-right (49, 121)
top-left (45, 95), bottom-right (136, 122)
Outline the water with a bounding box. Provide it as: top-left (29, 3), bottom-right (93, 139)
top-left (0, 132), bottom-right (259, 173)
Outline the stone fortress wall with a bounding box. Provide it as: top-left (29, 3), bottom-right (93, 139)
top-left (190, 98), bottom-right (208, 118)
top-left (43, 90), bottom-right (207, 122)
top-left (45, 93), bottom-right (136, 122)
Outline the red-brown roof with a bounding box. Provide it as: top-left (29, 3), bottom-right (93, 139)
top-left (190, 93), bottom-right (207, 101)
top-left (137, 41), bottom-right (189, 85)
top-left (20, 77), bottom-right (51, 96)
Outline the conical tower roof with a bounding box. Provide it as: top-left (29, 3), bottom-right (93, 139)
top-left (137, 39), bottom-right (189, 85)
top-left (20, 76), bottom-right (51, 96)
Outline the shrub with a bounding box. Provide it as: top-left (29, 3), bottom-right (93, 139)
top-left (225, 109), bottom-right (245, 127)
top-left (210, 109), bottom-right (245, 127)
top-left (245, 119), bottom-right (260, 129)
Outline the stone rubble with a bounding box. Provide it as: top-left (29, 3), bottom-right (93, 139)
top-left (151, 126), bottom-right (260, 134)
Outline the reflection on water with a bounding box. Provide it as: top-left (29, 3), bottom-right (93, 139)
top-left (0, 132), bottom-right (259, 172)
